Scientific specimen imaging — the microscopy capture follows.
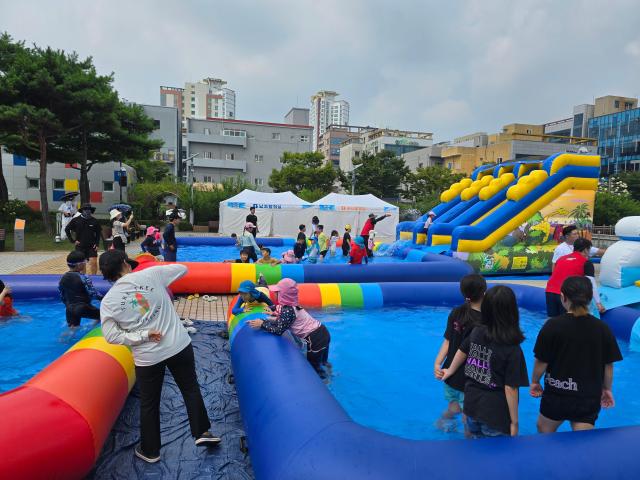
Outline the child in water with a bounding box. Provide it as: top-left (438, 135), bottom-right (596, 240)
top-left (329, 230), bottom-right (339, 257)
top-left (257, 247), bottom-right (281, 265)
top-left (307, 234), bottom-right (320, 264)
top-left (58, 251), bottom-right (103, 328)
top-left (531, 276), bottom-right (622, 433)
top-left (248, 278), bottom-right (331, 378)
top-left (348, 236), bottom-right (368, 265)
top-left (342, 225), bottom-right (352, 257)
top-left (441, 286), bottom-right (529, 438)
top-left (141, 226), bottom-right (163, 259)
top-left (294, 233), bottom-right (307, 261)
top-left (223, 248), bottom-right (252, 263)
top-left (232, 280), bottom-right (275, 315)
top-left (0, 279), bottom-right (18, 317)
top-left (434, 274), bottom-right (486, 434)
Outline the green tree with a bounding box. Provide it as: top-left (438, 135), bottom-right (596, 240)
top-left (0, 44), bottom-right (84, 235)
top-left (343, 150), bottom-right (410, 199)
top-left (405, 165), bottom-right (465, 200)
top-left (593, 192), bottom-right (640, 225)
top-left (0, 33), bottom-right (27, 202)
top-left (269, 151), bottom-right (338, 193)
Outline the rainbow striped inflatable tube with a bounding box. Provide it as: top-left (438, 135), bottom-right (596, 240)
top-left (1, 255), bottom-right (472, 297)
top-left (0, 327), bottom-right (134, 479)
top-left (229, 281), bottom-right (640, 480)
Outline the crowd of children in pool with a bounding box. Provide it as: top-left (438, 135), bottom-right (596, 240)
top-left (224, 211), bottom-right (392, 265)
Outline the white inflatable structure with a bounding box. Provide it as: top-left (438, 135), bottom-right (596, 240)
top-left (599, 216), bottom-right (640, 288)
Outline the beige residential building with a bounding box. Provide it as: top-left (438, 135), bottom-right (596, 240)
top-left (594, 95), bottom-right (637, 117)
top-left (161, 77), bottom-right (236, 130)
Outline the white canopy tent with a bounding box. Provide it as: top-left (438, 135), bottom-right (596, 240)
top-left (219, 189), bottom-right (314, 237)
top-left (312, 193), bottom-right (399, 240)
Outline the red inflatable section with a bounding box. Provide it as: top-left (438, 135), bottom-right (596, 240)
top-left (0, 386), bottom-right (96, 479)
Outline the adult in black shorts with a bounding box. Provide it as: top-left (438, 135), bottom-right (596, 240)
top-left (531, 276), bottom-right (622, 432)
top-left (65, 203), bottom-right (102, 275)
top-left (246, 207), bottom-right (258, 237)
top-left (58, 251), bottom-right (103, 327)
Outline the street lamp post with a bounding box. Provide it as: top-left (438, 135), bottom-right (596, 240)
top-left (183, 153), bottom-right (199, 225)
top-left (351, 163), bottom-right (363, 195)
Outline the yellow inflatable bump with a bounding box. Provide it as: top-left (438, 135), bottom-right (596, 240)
top-left (431, 234), bottom-right (451, 246)
top-left (319, 283), bottom-right (341, 307)
top-left (415, 232), bottom-right (426, 244)
top-left (67, 337), bottom-right (135, 389)
top-left (549, 154), bottom-right (600, 175)
top-left (399, 231), bottom-right (413, 241)
top-left (231, 264), bottom-right (257, 292)
top-left (635, 280), bottom-right (640, 287)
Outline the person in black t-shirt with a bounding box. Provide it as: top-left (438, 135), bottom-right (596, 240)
top-left (434, 274), bottom-right (486, 433)
top-left (246, 207), bottom-right (258, 237)
top-left (531, 276), bottom-right (622, 432)
top-left (65, 203), bottom-right (102, 275)
top-left (442, 286), bottom-right (529, 437)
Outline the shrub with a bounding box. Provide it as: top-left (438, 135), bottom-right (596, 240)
top-left (177, 221), bottom-right (193, 232)
top-left (594, 192), bottom-right (640, 225)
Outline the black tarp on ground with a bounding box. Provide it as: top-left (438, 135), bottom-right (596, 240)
top-left (89, 322), bottom-right (254, 480)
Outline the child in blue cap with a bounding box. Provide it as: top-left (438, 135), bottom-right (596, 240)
top-left (232, 280), bottom-right (275, 315)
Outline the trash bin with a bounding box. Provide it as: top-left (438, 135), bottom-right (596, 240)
top-left (0, 229), bottom-right (5, 252)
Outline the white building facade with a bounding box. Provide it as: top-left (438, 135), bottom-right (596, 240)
top-left (310, 91), bottom-right (350, 151)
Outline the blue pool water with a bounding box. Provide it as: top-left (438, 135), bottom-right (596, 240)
top-left (0, 300), bottom-right (99, 393)
top-left (178, 245), bottom-right (400, 263)
top-left (317, 306), bottom-right (640, 441)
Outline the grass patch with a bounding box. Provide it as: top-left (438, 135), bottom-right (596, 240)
top-left (2, 231), bottom-right (78, 252)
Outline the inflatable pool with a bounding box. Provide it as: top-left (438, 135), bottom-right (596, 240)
top-left (228, 282), bottom-right (640, 480)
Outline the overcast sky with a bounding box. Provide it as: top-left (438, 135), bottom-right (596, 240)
top-left (3, 0), bottom-right (640, 141)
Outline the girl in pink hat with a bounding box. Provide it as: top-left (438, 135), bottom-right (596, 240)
top-left (141, 226), bottom-right (162, 259)
top-left (248, 278), bottom-right (331, 378)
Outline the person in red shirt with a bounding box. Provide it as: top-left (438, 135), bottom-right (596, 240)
top-left (349, 236), bottom-right (369, 265)
top-left (545, 238), bottom-right (604, 317)
top-left (361, 213), bottom-right (391, 257)
top-left (0, 280), bottom-right (18, 317)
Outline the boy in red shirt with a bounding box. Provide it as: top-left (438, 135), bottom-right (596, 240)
top-left (349, 236), bottom-right (369, 265)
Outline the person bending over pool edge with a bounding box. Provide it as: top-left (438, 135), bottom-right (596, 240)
top-left (434, 274), bottom-right (486, 436)
top-left (58, 251), bottom-right (103, 328)
top-left (98, 250), bottom-right (221, 464)
top-left (232, 280), bottom-right (276, 315)
top-left (531, 276), bottom-right (622, 433)
top-left (441, 286), bottom-right (529, 438)
top-left (248, 278), bottom-right (331, 378)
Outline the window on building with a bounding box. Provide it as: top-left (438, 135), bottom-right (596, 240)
top-left (203, 176), bottom-right (213, 183)
top-left (226, 153), bottom-right (235, 160)
top-left (272, 132), bottom-right (281, 140)
top-left (418, 162), bottom-right (423, 169)
top-left (300, 135), bottom-right (309, 142)
top-left (497, 157), bottom-right (503, 163)
top-left (204, 151), bottom-right (212, 159)
top-left (615, 100), bottom-right (620, 108)
top-left (27, 178), bottom-right (39, 189)
top-left (52, 179), bottom-right (64, 190)
top-left (526, 129), bottom-right (532, 134)
top-left (254, 178), bottom-right (264, 186)
top-left (354, 151), bottom-right (360, 157)
top-left (103, 181), bottom-right (114, 192)
top-left (153, 120), bottom-right (160, 129)
top-left (625, 102), bottom-right (634, 109)
top-left (204, 128), bottom-right (210, 135)
top-left (222, 129), bottom-right (246, 137)
top-left (254, 154), bottom-right (264, 163)
top-left (168, 149), bottom-right (175, 161)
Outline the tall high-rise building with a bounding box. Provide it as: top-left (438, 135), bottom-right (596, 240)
top-left (160, 78), bottom-right (236, 130)
top-left (310, 91), bottom-right (349, 151)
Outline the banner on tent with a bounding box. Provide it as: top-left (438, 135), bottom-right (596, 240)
top-left (226, 201), bottom-right (313, 210)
